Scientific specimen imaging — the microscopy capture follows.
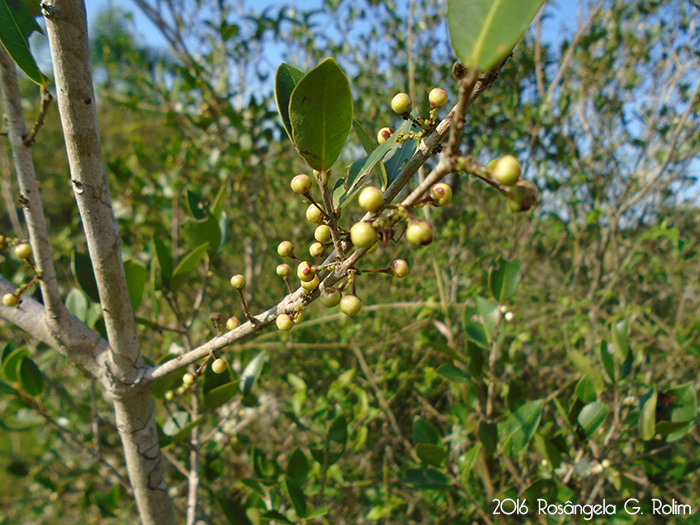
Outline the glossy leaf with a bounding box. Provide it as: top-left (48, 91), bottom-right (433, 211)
top-left (663, 383), bottom-right (696, 442)
top-left (259, 510), bottom-right (293, 524)
top-left (0, 0), bottom-right (46, 84)
top-left (639, 389), bottom-right (657, 441)
top-left (2, 346), bottom-right (28, 382)
top-left (252, 447), bottom-right (279, 480)
top-left (65, 288), bottom-right (88, 323)
top-left (447, 0), bottom-right (546, 72)
top-left (413, 417), bottom-right (441, 445)
top-left (186, 189), bottom-right (207, 220)
top-left (151, 354), bottom-right (186, 398)
top-left (71, 250), bottom-right (100, 303)
top-left (289, 58), bottom-right (353, 172)
top-left (488, 257), bottom-right (521, 303)
top-left (436, 363), bottom-right (470, 383)
top-left (153, 235), bottom-right (173, 287)
top-left (611, 318), bottom-right (630, 362)
top-left (400, 468), bottom-right (450, 490)
top-left (574, 375), bottom-right (597, 404)
top-left (416, 443), bottom-right (448, 467)
top-left (463, 307), bottom-right (489, 349)
top-left (275, 63), bottom-right (305, 143)
top-left (568, 350), bottom-right (604, 395)
top-left (216, 494), bottom-right (253, 525)
top-left (599, 339), bottom-right (616, 382)
top-left (283, 476), bottom-right (307, 518)
top-left (478, 421), bottom-right (498, 456)
top-left (171, 242), bottom-right (209, 291)
top-left (123, 259), bottom-right (147, 310)
top-left (476, 296), bottom-right (499, 340)
top-left (204, 382), bottom-right (239, 410)
top-left (286, 448), bottom-right (310, 484)
top-left (501, 399), bottom-right (544, 456)
top-left (577, 401), bottom-right (609, 438)
top-left (459, 443), bottom-right (482, 484)
top-left (19, 357), bottom-right (44, 396)
top-left (384, 134), bottom-right (419, 186)
top-left (240, 351), bottom-right (268, 396)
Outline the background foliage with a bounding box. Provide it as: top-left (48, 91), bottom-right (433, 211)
top-left (1, 0), bottom-right (699, 522)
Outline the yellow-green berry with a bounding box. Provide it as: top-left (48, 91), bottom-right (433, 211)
top-left (339, 294), bottom-right (362, 316)
top-left (211, 358), bottom-right (227, 374)
top-left (507, 180), bottom-right (538, 212)
top-left (377, 127), bottom-right (393, 144)
top-left (314, 225), bottom-right (331, 243)
top-left (306, 204), bottom-right (324, 224)
top-left (2, 293), bottom-right (18, 307)
top-left (428, 88), bottom-right (448, 108)
top-left (14, 243), bottom-right (32, 260)
top-left (350, 222), bottom-right (377, 248)
top-left (391, 259), bottom-right (409, 278)
top-left (183, 372), bottom-right (196, 386)
top-left (405, 220), bottom-right (433, 246)
top-left (276, 263), bottom-right (291, 277)
top-left (230, 274), bottom-right (246, 289)
top-left (278, 241), bottom-right (294, 257)
top-left (430, 183), bottom-right (452, 206)
top-left (309, 242), bottom-right (325, 258)
top-left (226, 316), bottom-right (241, 330)
top-left (276, 314), bottom-right (294, 331)
top-left (358, 185), bottom-right (384, 213)
top-left (301, 275), bottom-right (320, 291)
top-left (391, 92), bottom-right (411, 115)
top-left (294, 311), bottom-right (305, 323)
top-left (297, 261), bottom-right (315, 282)
top-left (313, 169), bottom-right (329, 187)
top-left (291, 174), bottom-right (313, 194)
top-left (493, 155), bottom-right (521, 187)
top-left (320, 287), bottom-right (341, 307)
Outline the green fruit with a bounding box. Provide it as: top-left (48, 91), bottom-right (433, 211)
top-left (278, 241), bottom-right (294, 257)
top-left (313, 169), bottom-right (329, 187)
top-left (405, 220), bottom-right (433, 246)
top-left (339, 294), bottom-right (362, 316)
top-left (430, 183), bottom-right (452, 206)
top-left (314, 225), bottom-right (331, 243)
top-left (297, 261), bottom-right (315, 282)
top-left (366, 242), bottom-right (378, 254)
top-left (164, 391), bottom-right (174, 401)
top-left (391, 92), bottom-right (411, 115)
top-left (211, 358), bottom-right (227, 374)
top-left (294, 311), bottom-right (305, 323)
top-left (226, 316), bottom-right (241, 330)
top-left (358, 186), bottom-right (384, 212)
top-left (309, 242), bottom-right (325, 258)
top-left (377, 127), bottom-right (393, 144)
top-left (306, 204), bottom-right (324, 224)
top-left (291, 173), bottom-right (313, 194)
top-left (301, 275), bottom-right (320, 291)
top-left (2, 293), bottom-right (18, 307)
top-left (276, 314), bottom-right (294, 331)
top-left (391, 259), bottom-right (409, 278)
top-left (486, 158), bottom-right (498, 172)
top-left (276, 263), bottom-right (291, 277)
top-left (183, 372), bottom-right (196, 385)
top-left (492, 155), bottom-right (521, 186)
top-left (230, 274), bottom-right (246, 289)
top-left (320, 287), bottom-right (341, 307)
top-left (428, 88), bottom-right (448, 108)
top-left (350, 222), bottom-right (377, 248)
top-left (14, 243), bottom-right (32, 260)
top-left (507, 180), bottom-right (538, 212)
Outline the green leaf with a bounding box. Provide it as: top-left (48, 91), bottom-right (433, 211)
top-left (353, 119), bottom-right (377, 154)
top-left (283, 476), bottom-right (307, 518)
top-left (0, 0), bottom-right (46, 85)
top-left (459, 443), bottom-right (482, 485)
top-left (611, 318), bottom-right (630, 362)
top-left (567, 350), bottom-right (605, 395)
top-left (259, 510), bottom-right (293, 524)
top-left (186, 189), bottom-right (207, 220)
top-left (289, 57), bottom-right (353, 172)
top-left (488, 257), bottom-right (521, 303)
top-left (153, 236), bottom-right (173, 287)
top-left (400, 468), bottom-right (450, 490)
top-left (216, 493), bottom-right (253, 525)
top-left (463, 308), bottom-right (489, 349)
top-left (275, 63), bottom-right (305, 143)
top-left (71, 250), bottom-right (100, 303)
top-left (599, 339), bottom-right (616, 382)
top-left (447, 0), bottom-right (546, 72)
top-left (501, 399), bottom-right (544, 456)
top-left (286, 448), bottom-right (310, 484)
top-left (2, 346), bottom-right (28, 382)
top-left (436, 363), bottom-right (470, 383)
top-left (466, 340), bottom-right (485, 376)
top-left (252, 447), bottom-right (279, 480)
top-left (478, 421), bottom-right (498, 457)
top-left (413, 417), bottom-right (441, 445)
top-left (162, 410), bottom-right (189, 436)
top-left (171, 243), bottom-right (209, 291)
top-left (151, 353), bottom-right (186, 398)
top-left (577, 401), bottom-right (609, 438)
top-left (327, 414), bottom-right (348, 464)
top-left (574, 375), bottom-right (597, 404)
top-left (19, 357), bottom-right (43, 396)
top-left (416, 443), bottom-right (448, 467)
top-left (183, 213), bottom-right (222, 255)
top-left (123, 259), bottom-right (147, 310)
top-left (65, 288), bottom-right (88, 323)
top-left (204, 382), bottom-right (239, 410)
top-left (240, 351), bottom-right (267, 396)
top-left (384, 135), bottom-right (419, 186)
top-left (476, 296), bottom-right (499, 340)
top-left (639, 389), bottom-right (657, 441)
top-left (306, 506), bottom-right (329, 519)
top-left (523, 479), bottom-right (558, 502)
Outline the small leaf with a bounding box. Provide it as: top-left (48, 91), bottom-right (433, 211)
top-left (611, 318), bottom-right (630, 362)
top-left (162, 410), bottom-right (189, 436)
top-left (2, 346), bottom-right (28, 382)
top-left (275, 63), bottom-right (306, 143)
top-left (71, 250), bottom-right (100, 303)
top-left (216, 493), bottom-right (253, 525)
top-left (353, 119), bottom-right (376, 154)
top-left (240, 351), bottom-right (268, 396)
top-left (599, 339), bottom-right (616, 382)
top-left (306, 506), bottom-right (329, 519)
top-left (436, 363), bottom-right (470, 383)
top-left (171, 243), bottom-right (209, 291)
top-left (478, 421), bottom-right (498, 456)
top-left (65, 288), bottom-right (88, 323)
top-left (19, 357), bottom-right (44, 396)
top-left (577, 401), bottom-right (610, 438)
top-left (286, 448), bottom-right (310, 484)
top-left (574, 375), bottom-right (597, 404)
top-left (252, 447), bottom-right (279, 480)
top-left (639, 389), bottom-right (657, 441)
top-left (289, 58), bottom-right (353, 172)
top-left (384, 135), bottom-right (419, 186)
top-left (204, 382), bottom-right (239, 410)
top-left (413, 417), bottom-right (441, 445)
top-left (153, 235), bottom-right (173, 287)
top-left (466, 340), bottom-right (485, 376)
top-left (523, 479), bottom-right (558, 502)
top-left (459, 443), bottom-right (482, 484)
top-left (447, 0), bottom-right (546, 72)
top-left (476, 296), bottom-right (499, 340)
top-left (488, 257), bottom-right (521, 303)
top-left (259, 510), bottom-right (293, 524)
top-left (283, 476), bottom-right (307, 518)
top-left (0, 0), bottom-right (46, 84)
top-left (186, 189), bottom-right (207, 220)
top-left (415, 443), bottom-right (448, 467)
top-left (123, 259), bottom-right (147, 310)
top-left (463, 312), bottom-right (489, 349)
top-left (501, 399), bottom-right (544, 456)
top-left (567, 350), bottom-right (605, 395)
top-left (400, 468), bottom-right (450, 490)
top-left (151, 353), bottom-right (186, 398)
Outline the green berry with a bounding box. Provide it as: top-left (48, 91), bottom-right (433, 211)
top-left (492, 155), bottom-right (522, 186)
top-left (339, 294), bottom-right (362, 316)
top-left (2, 293), bottom-right (18, 307)
top-left (226, 316), bottom-right (241, 330)
top-left (391, 259), bottom-right (409, 278)
top-left (297, 261), bottom-right (315, 282)
top-left (358, 186), bottom-right (384, 213)
top-left (276, 263), bottom-right (291, 277)
top-left (230, 274), bottom-right (246, 289)
top-left (350, 222), bottom-right (377, 248)
top-left (294, 311), bottom-right (305, 323)
top-left (391, 92), bottom-right (411, 115)
top-left (306, 204), bottom-right (324, 224)
top-left (405, 220), bottom-right (433, 246)
top-left (301, 275), bottom-right (320, 291)
top-left (278, 241), bottom-right (294, 257)
top-left (164, 391), bottom-right (174, 401)
top-left (211, 358), bottom-right (227, 374)
top-left (14, 243), bottom-right (32, 260)
top-left (507, 180), bottom-right (538, 212)
top-left (183, 372), bottom-right (196, 386)
top-left (276, 314), bottom-right (294, 331)
top-left (314, 225), bottom-right (331, 243)
top-left (428, 88), bottom-right (448, 108)
top-left (377, 127), bottom-right (393, 144)
top-left (430, 183), bottom-right (452, 206)
top-left (486, 158), bottom-right (498, 172)
top-left (309, 242), bottom-right (325, 258)
top-left (320, 287), bottom-right (341, 307)
top-left (291, 174), bottom-right (313, 194)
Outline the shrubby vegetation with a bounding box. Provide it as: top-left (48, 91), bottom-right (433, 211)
top-left (0, 0), bottom-right (698, 523)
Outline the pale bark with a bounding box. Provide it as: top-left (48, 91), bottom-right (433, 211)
top-left (41, 1), bottom-right (175, 523)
